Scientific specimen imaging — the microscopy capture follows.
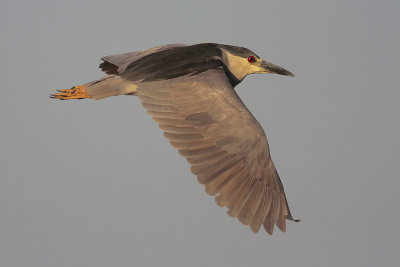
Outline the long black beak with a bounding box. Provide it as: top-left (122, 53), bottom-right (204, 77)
top-left (261, 60), bottom-right (295, 77)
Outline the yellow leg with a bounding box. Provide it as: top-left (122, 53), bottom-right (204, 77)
top-left (50, 85), bottom-right (92, 100)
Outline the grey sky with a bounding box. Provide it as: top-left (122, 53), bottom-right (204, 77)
top-left (1, 0), bottom-right (399, 266)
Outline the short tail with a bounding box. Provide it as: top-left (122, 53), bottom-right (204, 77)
top-left (51, 75), bottom-right (138, 100)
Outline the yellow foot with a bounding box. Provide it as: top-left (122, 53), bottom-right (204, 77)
top-left (50, 85), bottom-right (91, 100)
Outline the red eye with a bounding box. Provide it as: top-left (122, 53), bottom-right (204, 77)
top-left (247, 56), bottom-right (256, 63)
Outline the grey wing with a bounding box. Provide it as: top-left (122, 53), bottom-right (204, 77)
top-left (136, 68), bottom-right (297, 234)
top-left (100, 44), bottom-right (187, 74)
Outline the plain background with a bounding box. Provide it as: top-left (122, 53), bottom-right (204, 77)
top-left (1, 0), bottom-right (399, 266)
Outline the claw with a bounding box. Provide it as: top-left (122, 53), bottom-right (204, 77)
top-left (50, 85), bottom-right (91, 100)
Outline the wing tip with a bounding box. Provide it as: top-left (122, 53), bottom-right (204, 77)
top-left (99, 60), bottom-right (118, 75)
top-left (285, 214), bottom-right (301, 222)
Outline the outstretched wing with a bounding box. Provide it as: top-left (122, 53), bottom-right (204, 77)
top-left (99, 44), bottom-right (187, 75)
top-left (136, 68), bottom-right (296, 234)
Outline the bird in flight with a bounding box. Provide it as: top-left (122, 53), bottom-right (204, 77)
top-left (51, 43), bottom-right (299, 234)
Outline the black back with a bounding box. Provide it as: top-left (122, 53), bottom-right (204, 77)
top-left (121, 43), bottom-right (223, 82)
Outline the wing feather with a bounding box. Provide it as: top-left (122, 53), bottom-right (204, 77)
top-left (136, 68), bottom-right (296, 234)
top-left (169, 140), bottom-right (206, 149)
top-left (164, 132), bottom-right (204, 142)
top-left (179, 145), bottom-right (219, 158)
top-left (147, 111), bottom-right (184, 120)
top-left (203, 160), bottom-right (243, 195)
top-left (186, 150), bottom-right (227, 166)
top-left (215, 165), bottom-right (248, 207)
top-left (139, 95), bottom-right (173, 106)
top-left (159, 125), bottom-right (199, 134)
top-left (151, 118), bottom-right (189, 126)
top-left (276, 194), bottom-right (288, 232)
top-left (227, 173), bottom-right (253, 217)
top-left (263, 192), bottom-right (281, 234)
top-left (237, 180), bottom-right (258, 225)
top-left (191, 154), bottom-right (236, 177)
top-left (141, 103), bottom-right (178, 113)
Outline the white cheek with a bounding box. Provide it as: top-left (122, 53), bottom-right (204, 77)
top-left (222, 51), bottom-right (263, 80)
top-left (231, 62), bottom-right (261, 79)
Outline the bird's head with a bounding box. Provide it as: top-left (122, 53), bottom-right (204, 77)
top-left (217, 44), bottom-right (294, 83)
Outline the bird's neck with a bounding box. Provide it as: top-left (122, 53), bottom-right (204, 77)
top-left (220, 50), bottom-right (249, 85)
top-left (222, 64), bottom-right (242, 87)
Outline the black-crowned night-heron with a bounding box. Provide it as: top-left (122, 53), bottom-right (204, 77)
top-left (51, 43), bottom-right (299, 234)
